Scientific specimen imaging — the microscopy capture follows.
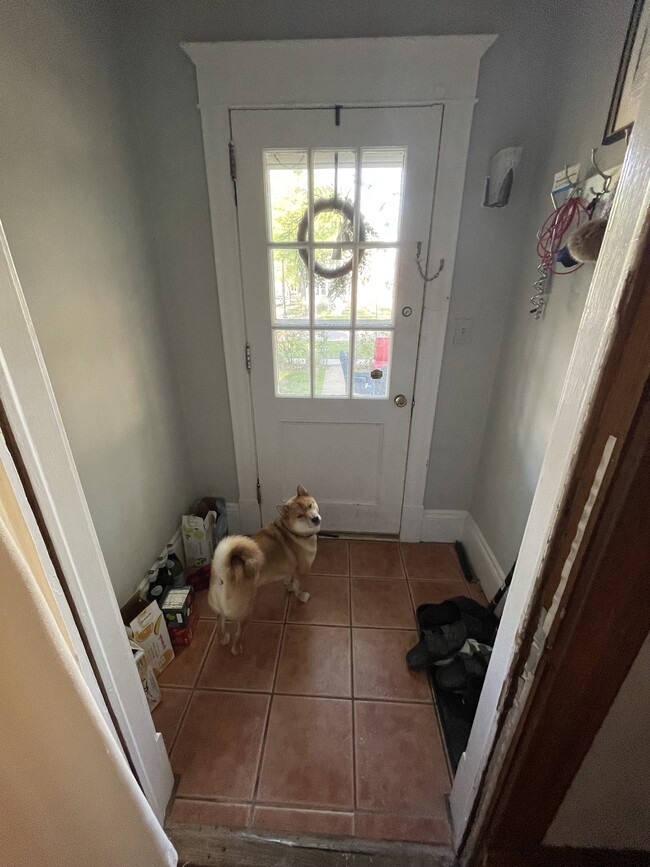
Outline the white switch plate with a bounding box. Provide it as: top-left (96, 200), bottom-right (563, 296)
top-left (453, 318), bottom-right (473, 345)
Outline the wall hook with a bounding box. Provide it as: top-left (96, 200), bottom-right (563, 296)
top-left (416, 242), bottom-right (444, 282)
top-left (551, 164), bottom-right (581, 209)
top-left (590, 147), bottom-right (613, 194)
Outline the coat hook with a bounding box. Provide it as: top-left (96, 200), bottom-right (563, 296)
top-left (590, 147), bottom-right (613, 193)
top-left (416, 242), bottom-right (444, 282)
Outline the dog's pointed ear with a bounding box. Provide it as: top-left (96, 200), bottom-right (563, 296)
top-left (276, 503), bottom-right (290, 518)
top-left (297, 484), bottom-right (309, 497)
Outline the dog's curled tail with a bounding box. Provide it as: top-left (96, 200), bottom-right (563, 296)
top-left (213, 535), bottom-right (264, 584)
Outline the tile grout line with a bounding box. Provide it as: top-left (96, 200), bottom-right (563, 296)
top-left (173, 791), bottom-right (446, 820)
top-left (400, 545), bottom-right (438, 708)
top-left (249, 587), bottom-right (290, 825)
top-left (347, 543), bottom-right (357, 833)
top-left (165, 620), bottom-right (218, 760)
top-left (172, 685), bottom-right (431, 704)
top-left (194, 621), bottom-right (218, 684)
top-left (166, 689), bottom-right (193, 756)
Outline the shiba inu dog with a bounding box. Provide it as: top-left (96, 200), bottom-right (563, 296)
top-left (208, 485), bottom-right (320, 655)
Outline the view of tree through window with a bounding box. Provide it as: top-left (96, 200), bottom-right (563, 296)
top-left (265, 148), bottom-right (404, 397)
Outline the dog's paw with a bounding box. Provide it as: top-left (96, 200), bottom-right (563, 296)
top-left (220, 632), bottom-right (231, 646)
top-left (298, 591), bottom-right (310, 603)
top-left (231, 643), bottom-right (243, 656)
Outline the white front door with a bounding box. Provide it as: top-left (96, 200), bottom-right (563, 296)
top-left (232, 106), bottom-right (442, 532)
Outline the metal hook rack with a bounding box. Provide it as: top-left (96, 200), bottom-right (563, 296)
top-left (415, 242), bottom-right (444, 282)
top-left (551, 164), bottom-right (581, 209)
top-left (589, 147), bottom-right (614, 197)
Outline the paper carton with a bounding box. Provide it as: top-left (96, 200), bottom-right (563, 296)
top-left (126, 600), bottom-right (174, 676)
top-left (181, 510), bottom-right (217, 571)
top-left (130, 640), bottom-right (161, 712)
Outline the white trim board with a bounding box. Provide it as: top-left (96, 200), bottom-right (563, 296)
top-left (0, 220), bottom-right (175, 830)
top-left (452, 75), bottom-right (650, 853)
top-left (460, 514), bottom-right (506, 600)
top-left (225, 501), bottom-right (242, 535)
top-left (420, 509), bottom-right (468, 543)
top-left (184, 36), bottom-right (496, 106)
top-left (0, 426), bottom-right (120, 745)
top-left (183, 36), bottom-right (495, 536)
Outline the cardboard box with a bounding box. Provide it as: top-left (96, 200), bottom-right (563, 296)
top-left (126, 600), bottom-right (174, 677)
top-left (168, 603), bottom-right (200, 647)
top-left (130, 640), bottom-right (161, 712)
top-left (160, 585), bottom-right (195, 628)
top-left (182, 511), bottom-right (217, 571)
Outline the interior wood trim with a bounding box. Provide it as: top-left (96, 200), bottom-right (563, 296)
top-left (167, 823), bottom-right (457, 867)
top-left (469, 219), bottom-right (650, 857)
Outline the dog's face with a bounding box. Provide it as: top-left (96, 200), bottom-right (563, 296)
top-left (277, 485), bottom-right (321, 536)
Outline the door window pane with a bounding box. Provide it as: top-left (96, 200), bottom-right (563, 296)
top-left (265, 146), bottom-right (403, 399)
top-left (313, 150), bottom-right (357, 243)
top-left (314, 248), bottom-right (353, 324)
top-left (265, 150), bottom-right (309, 242)
top-left (360, 149), bottom-right (405, 242)
top-left (356, 247), bottom-right (396, 323)
top-left (274, 330), bottom-right (311, 396)
top-left (314, 330), bottom-right (350, 397)
top-left (271, 248), bottom-right (310, 322)
top-left (353, 330), bottom-right (392, 398)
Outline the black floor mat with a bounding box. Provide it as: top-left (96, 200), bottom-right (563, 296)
top-left (430, 678), bottom-right (476, 774)
top-left (415, 607), bottom-right (482, 774)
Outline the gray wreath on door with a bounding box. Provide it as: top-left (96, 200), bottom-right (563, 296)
top-left (297, 197), bottom-right (367, 279)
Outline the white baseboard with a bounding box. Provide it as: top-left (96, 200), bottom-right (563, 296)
top-left (225, 501), bottom-right (241, 535)
top-left (461, 514), bottom-right (506, 600)
top-left (400, 504), bottom-right (424, 542)
top-left (420, 509), bottom-right (468, 543)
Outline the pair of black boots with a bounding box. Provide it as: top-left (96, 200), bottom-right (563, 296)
top-left (406, 596), bottom-right (496, 707)
top-left (406, 563), bottom-right (515, 710)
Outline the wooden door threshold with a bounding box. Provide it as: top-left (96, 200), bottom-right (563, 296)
top-left (167, 822), bottom-right (457, 867)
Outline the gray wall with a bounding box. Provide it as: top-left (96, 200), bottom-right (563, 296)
top-left (469, 0), bottom-right (631, 571)
top-left (545, 632), bottom-right (650, 850)
top-left (116, 0), bottom-right (571, 510)
top-left (0, 0), bottom-right (195, 605)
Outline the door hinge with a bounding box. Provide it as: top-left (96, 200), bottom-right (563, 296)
top-left (256, 478), bottom-right (262, 506)
top-left (245, 343), bottom-right (252, 372)
top-left (228, 141), bottom-right (238, 205)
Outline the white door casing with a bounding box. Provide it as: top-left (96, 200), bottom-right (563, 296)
top-left (184, 36), bottom-right (496, 538)
top-left (232, 106), bottom-right (442, 531)
top-left (452, 67), bottom-right (650, 857)
top-left (0, 222), bottom-right (174, 825)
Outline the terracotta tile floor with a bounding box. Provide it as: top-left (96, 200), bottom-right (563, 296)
top-left (156, 540), bottom-right (483, 845)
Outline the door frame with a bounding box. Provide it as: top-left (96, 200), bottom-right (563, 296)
top-left (452, 77), bottom-right (650, 857)
top-left (0, 416), bottom-right (120, 746)
top-left (183, 36), bottom-right (496, 537)
top-left (0, 221), bottom-right (175, 825)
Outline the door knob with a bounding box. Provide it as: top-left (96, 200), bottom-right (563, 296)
top-left (394, 394), bottom-right (408, 408)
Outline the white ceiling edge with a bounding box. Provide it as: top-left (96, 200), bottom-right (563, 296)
top-left (182, 35), bottom-right (498, 105)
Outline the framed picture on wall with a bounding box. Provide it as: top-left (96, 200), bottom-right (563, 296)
top-left (604, 0), bottom-right (650, 144)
